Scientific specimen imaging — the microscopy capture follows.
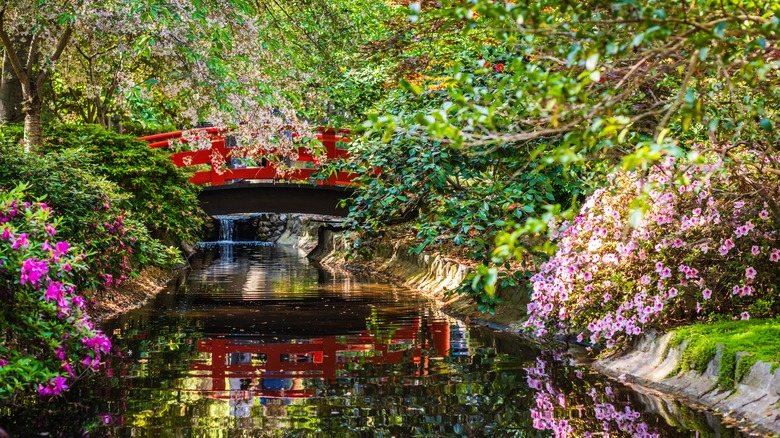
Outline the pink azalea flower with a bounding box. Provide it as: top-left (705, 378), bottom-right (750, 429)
top-left (11, 232), bottom-right (29, 249)
top-left (702, 288), bottom-right (712, 300)
top-left (752, 246), bottom-right (761, 256)
top-left (741, 311), bottom-right (750, 320)
top-left (745, 267), bottom-right (757, 280)
top-left (37, 376), bottom-right (69, 396)
top-left (20, 258), bottom-right (49, 286)
top-left (54, 241), bottom-right (69, 256)
top-left (44, 281), bottom-right (64, 303)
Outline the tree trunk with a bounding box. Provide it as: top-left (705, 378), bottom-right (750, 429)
top-left (22, 92), bottom-right (42, 153)
top-left (0, 42), bottom-right (25, 122)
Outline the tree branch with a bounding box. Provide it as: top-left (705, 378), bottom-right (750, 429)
top-left (36, 26), bottom-right (72, 90)
top-left (0, 8), bottom-right (29, 84)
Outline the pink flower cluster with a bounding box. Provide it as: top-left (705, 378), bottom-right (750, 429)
top-left (526, 151), bottom-right (780, 346)
top-left (1, 190), bottom-right (111, 398)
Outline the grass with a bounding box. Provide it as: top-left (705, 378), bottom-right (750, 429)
top-left (668, 317), bottom-right (780, 390)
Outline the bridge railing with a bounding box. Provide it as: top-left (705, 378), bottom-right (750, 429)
top-left (139, 127), bottom-right (356, 187)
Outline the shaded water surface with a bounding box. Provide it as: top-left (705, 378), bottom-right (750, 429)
top-left (0, 245), bottom-right (762, 437)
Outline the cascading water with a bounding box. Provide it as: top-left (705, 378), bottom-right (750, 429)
top-left (196, 215), bottom-right (273, 262)
top-left (216, 216), bottom-right (234, 242)
top-left (214, 215), bottom-right (236, 262)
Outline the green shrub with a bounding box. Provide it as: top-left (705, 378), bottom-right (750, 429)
top-left (0, 127), bottom-right (179, 291)
top-left (1, 123), bottom-right (204, 245)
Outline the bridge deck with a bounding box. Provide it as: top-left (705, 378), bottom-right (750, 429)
top-left (198, 182), bottom-right (353, 216)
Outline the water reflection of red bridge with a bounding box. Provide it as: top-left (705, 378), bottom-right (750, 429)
top-left (191, 317), bottom-right (451, 399)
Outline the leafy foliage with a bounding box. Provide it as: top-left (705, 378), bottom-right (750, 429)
top-left (38, 124), bottom-right (205, 245)
top-left (0, 125), bottom-right (182, 291)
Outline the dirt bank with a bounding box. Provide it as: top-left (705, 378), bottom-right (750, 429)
top-left (91, 265), bottom-right (182, 322)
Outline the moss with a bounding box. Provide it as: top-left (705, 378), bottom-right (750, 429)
top-left (670, 318), bottom-right (780, 390)
top-left (735, 355), bottom-right (758, 383)
top-left (717, 346), bottom-right (737, 390)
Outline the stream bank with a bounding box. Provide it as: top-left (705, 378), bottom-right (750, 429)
top-left (91, 265), bottom-right (184, 322)
top-left (301, 223), bottom-right (780, 437)
top-left (592, 331), bottom-right (780, 436)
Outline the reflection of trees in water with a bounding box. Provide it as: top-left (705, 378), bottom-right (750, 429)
top-left (0, 245), bottom-right (754, 437)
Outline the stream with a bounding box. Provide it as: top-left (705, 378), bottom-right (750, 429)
top-left (0, 241), bottom-right (762, 437)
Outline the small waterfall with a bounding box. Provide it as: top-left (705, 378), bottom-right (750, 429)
top-left (195, 214), bottom-right (274, 259)
top-left (216, 216), bottom-right (234, 242)
top-left (214, 215), bottom-right (235, 262)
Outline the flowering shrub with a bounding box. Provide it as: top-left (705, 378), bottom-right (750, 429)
top-left (526, 149), bottom-right (780, 348)
top-left (0, 132), bottom-right (181, 291)
top-left (0, 185), bottom-right (111, 399)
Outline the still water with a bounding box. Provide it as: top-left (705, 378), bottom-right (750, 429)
top-left (0, 244), bottom-right (762, 437)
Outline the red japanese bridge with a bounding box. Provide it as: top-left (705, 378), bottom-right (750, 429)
top-left (140, 127), bottom-right (357, 216)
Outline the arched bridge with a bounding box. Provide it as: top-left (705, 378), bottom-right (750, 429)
top-left (140, 128), bottom-right (356, 216)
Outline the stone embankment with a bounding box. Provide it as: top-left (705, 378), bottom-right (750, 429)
top-left (304, 227), bottom-right (529, 332)
top-left (593, 331), bottom-right (780, 436)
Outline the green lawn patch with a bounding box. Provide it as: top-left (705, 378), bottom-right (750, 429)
top-left (669, 318), bottom-right (780, 390)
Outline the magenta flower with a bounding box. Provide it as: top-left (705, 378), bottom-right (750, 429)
top-left (54, 241), bottom-right (69, 256)
top-left (72, 295), bottom-right (86, 310)
top-left (11, 232), bottom-right (29, 249)
top-left (37, 375), bottom-right (69, 396)
top-left (45, 223), bottom-right (56, 236)
top-left (1, 227), bottom-right (11, 240)
top-left (20, 258), bottom-right (49, 286)
top-left (82, 333), bottom-right (112, 354)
